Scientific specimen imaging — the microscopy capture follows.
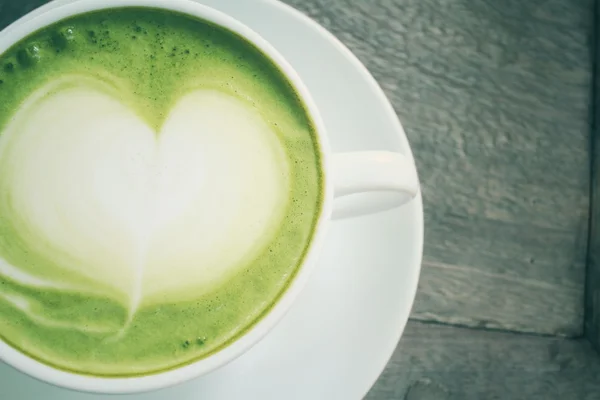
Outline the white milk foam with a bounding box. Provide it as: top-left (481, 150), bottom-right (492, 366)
top-left (0, 78), bottom-right (289, 311)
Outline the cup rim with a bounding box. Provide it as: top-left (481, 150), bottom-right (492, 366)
top-left (0, 0), bottom-right (333, 393)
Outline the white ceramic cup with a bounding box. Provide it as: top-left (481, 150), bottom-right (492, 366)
top-left (0, 0), bottom-right (420, 394)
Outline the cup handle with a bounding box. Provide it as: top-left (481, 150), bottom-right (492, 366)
top-left (331, 151), bottom-right (419, 219)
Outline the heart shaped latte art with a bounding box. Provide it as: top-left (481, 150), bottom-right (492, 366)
top-left (0, 77), bottom-right (289, 314)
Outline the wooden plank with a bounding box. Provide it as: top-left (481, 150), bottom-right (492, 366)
top-left (285, 0), bottom-right (593, 336)
top-left (416, 216), bottom-right (584, 336)
top-left (366, 321), bottom-right (600, 400)
top-left (586, 0), bottom-right (600, 352)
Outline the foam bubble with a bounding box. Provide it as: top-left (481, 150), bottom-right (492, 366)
top-left (51, 26), bottom-right (77, 51)
top-left (16, 44), bottom-right (41, 66)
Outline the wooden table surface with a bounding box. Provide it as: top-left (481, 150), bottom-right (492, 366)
top-left (2, 0), bottom-right (600, 398)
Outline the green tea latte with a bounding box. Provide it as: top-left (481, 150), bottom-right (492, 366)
top-left (0, 8), bottom-right (323, 376)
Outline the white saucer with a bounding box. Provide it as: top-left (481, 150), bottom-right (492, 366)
top-left (0, 0), bottom-right (424, 398)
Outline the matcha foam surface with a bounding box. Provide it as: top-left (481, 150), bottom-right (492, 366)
top-left (0, 8), bottom-right (323, 376)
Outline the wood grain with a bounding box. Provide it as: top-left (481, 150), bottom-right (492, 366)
top-left (586, 0), bottom-right (600, 352)
top-left (366, 321), bottom-right (600, 400)
top-left (284, 0), bottom-right (593, 336)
